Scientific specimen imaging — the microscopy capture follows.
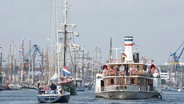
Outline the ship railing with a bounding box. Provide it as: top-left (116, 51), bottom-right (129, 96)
top-left (103, 70), bottom-right (149, 77)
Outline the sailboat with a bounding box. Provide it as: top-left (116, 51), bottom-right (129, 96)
top-left (37, 82), bottom-right (70, 103)
top-left (177, 72), bottom-right (183, 92)
top-left (8, 42), bottom-right (22, 90)
top-left (37, 0), bottom-right (75, 103)
top-left (76, 71), bottom-right (85, 91)
top-left (55, 0), bottom-right (77, 95)
top-left (39, 0), bottom-right (77, 95)
top-left (75, 50), bottom-right (86, 91)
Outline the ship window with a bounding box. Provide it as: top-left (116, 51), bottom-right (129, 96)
top-left (131, 78), bottom-right (135, 84)
top-left (101, 80), bottom-right (104, 87)
top-left (111, 79), bottom-right (114, 84)
top-left (148, 79), bottom-right (153, 86)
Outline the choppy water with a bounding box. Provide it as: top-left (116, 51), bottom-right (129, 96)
top-left (0, 88), bottom-right (184, 104)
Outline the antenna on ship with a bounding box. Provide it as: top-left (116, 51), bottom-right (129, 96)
top-left (109, 37), bottom-right (112, 63)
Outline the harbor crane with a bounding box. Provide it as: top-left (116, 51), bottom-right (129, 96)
top-left (24, 44), bottom-right (42, 63)
top-left (24, 44), bottom-right (43, 83)
top-left (169, 42), bottom-right (184, 65)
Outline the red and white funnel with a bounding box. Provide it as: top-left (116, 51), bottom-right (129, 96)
top-left (124, 36), bottom-right (134, 63)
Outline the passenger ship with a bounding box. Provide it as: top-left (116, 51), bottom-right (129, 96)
top-left (95, 36), bottom-right (162, 99)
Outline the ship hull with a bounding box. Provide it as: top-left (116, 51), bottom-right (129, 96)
top-left (95, 90), bottom-right (161, 99)
top-left (37, 92), bottom-right (70, 103)
top-left (59, 80), bottom-right (77, 95)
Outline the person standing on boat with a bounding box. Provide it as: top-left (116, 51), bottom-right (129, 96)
top-left (114, 65), bottom-right (119, 76)
top-left (150, 64), bottom-right (156, 75)
top-left (124, 65), bottom-right (129, 76)
top-left (150, 59), bottom-right (155, 74)
top-left (119, 65), bottom-right (125, 76)
top-left (129, 65), bottom-right (134, 75)
top-left (109, 66), bottom-right (115, 76)
top-left (37, 82), bottom-right (41, 94)
top-left (37, 82), bottom-right (40, 90)
top-left (50, 82), bottom-right (57, 93)
top-left (57, 85), bottom-right (62, 95)
top-left (102, 65), bottom-right (108, 76)
top-left (145, 65), bottom-right (150, 74)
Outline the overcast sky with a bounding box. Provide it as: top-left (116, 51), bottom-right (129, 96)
top-left (0, 0), bottom-right (184, 65)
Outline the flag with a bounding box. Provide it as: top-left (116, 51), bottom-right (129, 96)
top-left (19, 48), bottom-right (23, 52)
top-left (62, 66), bottom-right (70, 77)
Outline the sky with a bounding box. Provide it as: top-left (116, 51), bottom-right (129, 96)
top-left (0, 0), bottom-right (184, 65)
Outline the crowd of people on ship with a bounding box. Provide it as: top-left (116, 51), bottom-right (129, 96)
top-left (102, 63), bottom-right (159, 77)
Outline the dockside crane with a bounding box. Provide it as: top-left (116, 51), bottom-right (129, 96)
top-left (169, 42), bottom-right (184, 66)
top-left (24, 44), bottom-right (42, 83)
top-left (24, 45), bottom-right (42, 59)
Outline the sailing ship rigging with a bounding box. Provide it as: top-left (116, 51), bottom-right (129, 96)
top-left (37, 0), bottom-right (76, 102)
top-left (53, 0), bottom-right (78, 95)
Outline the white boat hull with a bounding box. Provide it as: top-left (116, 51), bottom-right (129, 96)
top-left (37, 92), bottom-right (70, 103)
top-left (8, 84), bottom-right (22, 90)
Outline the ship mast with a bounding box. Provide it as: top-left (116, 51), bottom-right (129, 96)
top-left (0, 46), bottom-right (2, 75)
top-left (57, 0), bottom-right (78, 78)
top-left (20, 38), bottom-right (24, 82)
top-left (0, 46), bottom-right (2, 87)
top-left (56, 0), bottom-right (69, 79)
top-left (63, 0), bottom-right (68, 67)
top-left (109, 37), bottom-right (112, 63)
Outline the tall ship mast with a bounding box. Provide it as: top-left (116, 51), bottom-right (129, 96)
top-left (0, 46), bottom-right (3, 89)
top-left (63, 0), bottom-right (68, 67)
top-left (55, 0), bottom-right (78, 95)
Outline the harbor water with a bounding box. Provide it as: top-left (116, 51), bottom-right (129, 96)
top-left (0, 89), bottom-right (184, 104)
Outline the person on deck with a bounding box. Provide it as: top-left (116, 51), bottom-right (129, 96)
top-left (114, 65), bottom-right (119, 76)
top-left (37, 82), bottom-right (42, 94)
top-left (102, 65), bottom-right (108, 76)
top-left (57, 85), bottom-right (63, 95)
top-left (109, 66), bottom-right (115, 76)
top-left (150, 64), bottom-right (156, 75)
top-left (37, 82), bottom-right (40, 90)
top-left (119, 65), bottom-right (125, 76)
top-left (50, 82), bottom-right (57, 93)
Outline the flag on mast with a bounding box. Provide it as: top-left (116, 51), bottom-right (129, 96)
top-left (19, 48), bottom-right (23, 52)
top-left (62, 66), bottom-right (71, 77)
